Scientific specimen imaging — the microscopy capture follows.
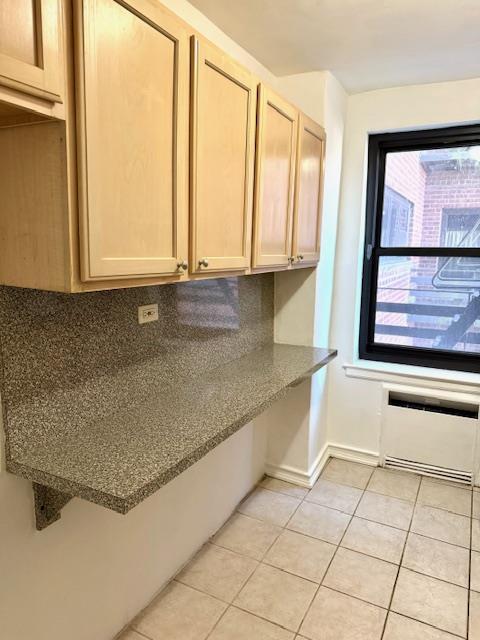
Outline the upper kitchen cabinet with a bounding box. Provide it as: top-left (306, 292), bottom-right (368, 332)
top-left (76, 0), bottom-right (189, 280)
top-left (252, 85), bottom-right (298, 270)
top-left (292, 114), bottom-right (325, 266)
top-left (0, 0), bottom-right (63, 106)
top-left (190, 36), bottom-right (257, 275)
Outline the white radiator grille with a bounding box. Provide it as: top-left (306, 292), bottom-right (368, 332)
top-left (384, 456), bottom-right (472, 485)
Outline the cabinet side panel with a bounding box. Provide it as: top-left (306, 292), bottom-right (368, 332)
top-left (0, 121), bottom-right (70, 291)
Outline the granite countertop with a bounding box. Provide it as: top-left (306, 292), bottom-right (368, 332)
top-left (7, 344), bottom-right (336, 514)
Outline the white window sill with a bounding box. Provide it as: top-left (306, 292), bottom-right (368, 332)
top-left (343, 360), bottom-right (480, 392)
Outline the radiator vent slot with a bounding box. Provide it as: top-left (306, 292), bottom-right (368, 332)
top-left (388, 390), bottom-right (479, 419)
top-left (384, 456), bottom-right (473, 485)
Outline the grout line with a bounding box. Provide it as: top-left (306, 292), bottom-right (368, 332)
top-left (129, 629), bottom-right (153, 640)
top-left (291, 469), bottom-right (370, 635)
top-left (467, 489), bottom-right (474, 640)
top-left (134, 462), bottom-right (475, 640)
top-left (206, 475), bottom-right (314, 639)
top-left (387, 612), bottom-right (467, 640)
top-left (379, 469), bottom-right (422, 640)
top-left (407, 529), bottom-right (473, 552)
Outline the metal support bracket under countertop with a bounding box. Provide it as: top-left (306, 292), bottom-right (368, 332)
top-left (33, 483), bottom-right (73, 530)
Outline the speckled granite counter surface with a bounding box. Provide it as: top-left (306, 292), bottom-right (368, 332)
top-left (7, 344), bottom-right (336, 513)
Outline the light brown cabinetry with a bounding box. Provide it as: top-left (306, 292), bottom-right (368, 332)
top-left (0, 0), bottom-right (62, 104)
top-left (0, 0), bottom-right (325, 293)
top-left (190, 37), bottom-right (257, 275)
top-left (292, 114), bottom-right (325, 266)
top-left (252, 85), bottom-right (298, 269)
top-left (76, 0), bottom-right (189, 280)
top-left (0, 0), bottom-right (191, 292)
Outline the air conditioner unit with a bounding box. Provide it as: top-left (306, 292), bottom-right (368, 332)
top-left (380, 383), bottom-right (480, 485)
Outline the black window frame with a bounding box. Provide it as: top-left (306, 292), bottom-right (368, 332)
top-left (359, 124), bottom-right (480, 374)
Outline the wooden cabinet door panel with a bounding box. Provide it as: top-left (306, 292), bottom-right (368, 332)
top-left (0, 0), bottom-right (62, 102)
top-left (76, 0), bottom-right (189, 280)
top-left (253, 85), bottom-right (298, 269)
top-left (191, 37), bottom-right (256, 274)
top-left (292, 114), bottom-right (325, 266)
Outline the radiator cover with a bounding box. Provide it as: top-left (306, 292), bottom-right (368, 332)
top-left (380, 383), bottom-right (480, 484)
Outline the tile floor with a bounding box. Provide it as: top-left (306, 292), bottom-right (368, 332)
top-left (119, 458), bottom-right (480, 640)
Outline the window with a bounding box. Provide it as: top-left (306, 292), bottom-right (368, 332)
top-left (381, 187), bottom-right (413, 247)
top-left (359, 125), bottom-right (480, 373)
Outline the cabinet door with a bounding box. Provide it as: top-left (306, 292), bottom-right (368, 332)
top-left (190, 37), bottom-right (256, 274)
top-left (292, 114), bottom-right (325, 266)
top-left (252, 85), bottom-right (298, 269)
top-left (0, 0), bottom-right (62, 103)
top-left (76, 0), bottom-right (189, 280)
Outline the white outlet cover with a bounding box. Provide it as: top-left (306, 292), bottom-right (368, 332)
top-left (138, 304), bottom-right (159, 325)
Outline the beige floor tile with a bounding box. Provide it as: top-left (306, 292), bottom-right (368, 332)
top-left (117, 631), bottom-right (146, 640)
top-left (474, 490), bottom-right (480, 519)
top-left (209, 606), bottom-right (294, 640)
top-left (418, 479), bottom-right (472, 516)
top-left (133, 581), bottom-right (226, 640)
top-left (234, 564), bottom-right (316, 632)
top-left (355, 491), bottom-right (413, 530)
top-left (176, 544), bottom-right (257, 602)
top-left (402, 532), bottom-right (469, 587)
top-left (237, 488), bottom-right (301, 527)
top-left (300, 587), bottom-right (386, 640)
top-left (473, 519), bottom-right (480, 552)
top-left (341, 517), bottom-right (406, 564)
top-left (391, 568), bottom-right (468, 637)
top-left (367, 468), bottom-right (420, 502)
top-left (323, 547), bottom-right (397, 608)
top-left (263, 529), bottom-right (335, 582)
top-left (321, 458), bottom-right (374, 489)
top-left (411, 504), bottom-right (470, 548)
top-left (306, 479), bottom-right (362, 514)
top-left (383, 612), bottom-right (461, 640)
top-left (260, 476), bottom-right (309, 500)
top-left (213, 513), bottom-right (281, 560)
top-left (472, 551), bottom-right (480, 592)
top-left (471, 591), bottom-right (480, 640)
top-left (287, 501), bottom-right (351, 544)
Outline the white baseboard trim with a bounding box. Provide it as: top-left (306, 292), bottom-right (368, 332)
top-left (265, 443), bottom-right (330, 488)
top-left (327, 443), bottom-right (379, 467)
top-left (265, 443), bottom-right (380, 487)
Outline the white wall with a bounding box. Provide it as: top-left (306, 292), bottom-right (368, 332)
top-left (0, 3), bottom-right (338, 640)
top-left (328, 78), bottom-right (480, 461)
top-left (0, 419), bottom-right (266, 640)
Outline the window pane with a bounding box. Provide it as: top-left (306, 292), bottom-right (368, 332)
top-left (375, 255), bottom-right (480, 353)
top-left (381, 146), bottom-right (480, 247)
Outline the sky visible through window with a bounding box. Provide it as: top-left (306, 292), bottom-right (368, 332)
top-left (374, 146), bottom-right (480, 353)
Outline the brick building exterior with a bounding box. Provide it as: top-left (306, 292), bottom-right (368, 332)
top-left (376, 149), bottom-right (480, 352)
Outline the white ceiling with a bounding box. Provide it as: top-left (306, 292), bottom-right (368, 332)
top-left (189, 0), bottom-right (480, 93)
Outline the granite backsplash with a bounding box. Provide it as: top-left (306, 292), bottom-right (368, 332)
top-left (0, 274), bottom-right (274, 457)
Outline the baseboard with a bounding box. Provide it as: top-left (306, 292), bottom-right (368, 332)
top-left (265, 443), bottom-right (330, 488)
top-left (327, 443), bottom-right (379, 467)
top-left (265, 442), bottom-right (380, 487)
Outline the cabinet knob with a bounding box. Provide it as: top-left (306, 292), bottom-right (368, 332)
top-left (288, 256), bottom-right (295, 264)
top-left (297, 254), bottom-right (304, 261)
top-left (198, 258), bottom-right (209, 268)
top-left (177, 260), bottom-right (188, 271)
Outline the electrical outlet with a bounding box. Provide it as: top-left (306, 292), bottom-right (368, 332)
top-left (138, 304), bottom-right (159, 325)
